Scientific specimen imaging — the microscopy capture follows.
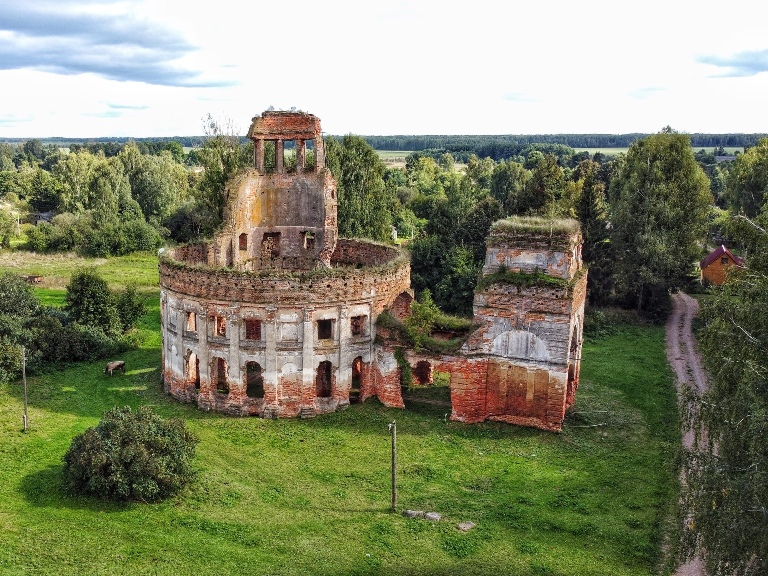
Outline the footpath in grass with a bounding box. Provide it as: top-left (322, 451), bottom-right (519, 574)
top-left (0, 291), bottom-right (679, 575)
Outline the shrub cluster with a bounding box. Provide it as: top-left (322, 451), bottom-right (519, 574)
top-left (376, 290), bottom-right (475, 355)
top-left (26, 213), bottom-right (162, 257)
top-left (63, 406), bottom-right (198, 501)
top-left (0, 270), bottom-right (144, 384)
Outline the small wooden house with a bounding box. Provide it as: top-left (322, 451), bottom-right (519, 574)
top-left (700, 245), bottom-right (744, 285)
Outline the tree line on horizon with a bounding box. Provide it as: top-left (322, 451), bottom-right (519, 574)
top-left (2, 132), bottom-right (766, 157)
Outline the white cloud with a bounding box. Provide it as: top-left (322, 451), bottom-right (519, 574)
top-left (1, 0), bottom-right (767, 137)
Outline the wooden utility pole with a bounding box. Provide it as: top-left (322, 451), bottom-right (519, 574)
top-left (389, 420), bottom-right (397, 511)
top-left (22, 346), bottom-right (28, 432)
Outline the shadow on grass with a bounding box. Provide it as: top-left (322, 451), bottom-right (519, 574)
top-left (6, 348), bottom-right (171, 420)
top-left (19, 464), bottom-right (129, 512)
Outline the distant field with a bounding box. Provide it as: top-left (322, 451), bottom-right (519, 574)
top-left (0, 251), bottom-right (159, 289)
top-left (573, 147), bottom-right (629, 156)
top-left (377, 150), bottom-right (411, 167)
top-left (574, 146), bottom-right (743, 156)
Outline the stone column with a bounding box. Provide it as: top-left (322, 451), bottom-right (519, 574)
top-left (264, 306), bottom-right (278, 402)
top-left (301, 306), bottom-right (316, 416)
top-left (255, 139), bottom-right (264, 173)
top-left (338, 305), bottom-right (350, 398)
top-left (196, 312), bottom-right (212, 406)
top-left (314, 135), bottom-right (325, 169)
top-left (276, 140), bottom-right (284, 174)
top-left (296, 139), bottom-right (306, 173)
top-left (228, 309), bottom-right (242, 403)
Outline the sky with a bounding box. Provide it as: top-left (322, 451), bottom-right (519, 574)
top-left (1, 0), bottom-right (768, 138)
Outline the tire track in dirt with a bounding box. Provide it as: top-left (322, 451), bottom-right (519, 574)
top-left (666, 291), bottom-right (708, 576)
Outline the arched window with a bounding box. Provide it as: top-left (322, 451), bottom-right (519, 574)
top-left (246, 362), bottom-right (264, 398)
top-left (213, 357), bottom-right (228, 394)
top-left (350, 357), bottom-right (363, 404)
top-left (316, 361), bottom-right (332, 398)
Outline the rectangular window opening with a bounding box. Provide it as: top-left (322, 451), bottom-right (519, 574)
top-left (216, 357), bottom-right (229, 394)
top-left (316, 361), bottom-right (332, 398)
top-left (186, 312), bottom-right (197, 332)
top-left (284, 140), bottom-right (297, 172)
top-left (305, 139), bottom-right (316, 171)
top-left (239, 233), bottom-right (248, 251)
top-left (213, 315), bottom-right (226, 337)
top-left (302, 231), bottom-right (315, 250)
top-left (246, 362), bottom-right (264, 398)
top-left (317, 319), bottom-right (334, 340)
top-left (350, 315), bottom-right (367, 337)
top-left (264, 141), bottom-right (276, 173)
top-left (262, 232), bottom-right (281, 258)
top-left (245, 318), bottom-right (262, 340)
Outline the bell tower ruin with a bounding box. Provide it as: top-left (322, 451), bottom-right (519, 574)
top-left (159, 110), bottom-right (411, 417)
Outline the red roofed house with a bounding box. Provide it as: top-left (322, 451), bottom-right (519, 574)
top-left (700, 245), bottom-right (744, 285)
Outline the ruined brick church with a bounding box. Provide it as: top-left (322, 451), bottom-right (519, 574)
top-left (160, 111), bottom-right (586, 431)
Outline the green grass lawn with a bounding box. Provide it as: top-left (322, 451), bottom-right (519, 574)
top-left (0, 256), bottom-right (681, 575)
top-left (0, 250), bottom-right (159, 289)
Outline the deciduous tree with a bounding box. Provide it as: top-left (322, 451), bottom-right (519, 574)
top-left (193, 115), bottom-right (251, 236)
top-left (575, 160), bottom-right (613, 304)
top-left (490, 159), bottom-right (530, 215)
top-left (325, 135), bottom-right (393, 241)
top-left (610, 129), bottom-right (712, 314)
top-left (684, 211), bottom-right (768, 575)
top-left (65, 268), bottom-right (121, 337)
top-left (726, 137), bottom-right (768, 217)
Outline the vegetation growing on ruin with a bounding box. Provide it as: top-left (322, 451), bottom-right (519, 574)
top-left (476, 266), bottom-right (587, 294)
top-left (158, 239), bottom-right (410, 281)
top-left (490, 215), bottom-right (581, 236)
top-left (377, 294), bottom-right (477, 355)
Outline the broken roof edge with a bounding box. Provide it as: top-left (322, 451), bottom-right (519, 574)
top-left (247, 110), bottom-right (322, 139)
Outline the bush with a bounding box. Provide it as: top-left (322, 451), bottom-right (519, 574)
top-left (25, 222), bottom-right (52, 252)
top-left (62, 406), bottom-right (198, 501)
top-left (83, 224), bottom-right (122, 257)
top-left (83, 219), bottom-right (163, 257)
top-left (0, 338), bottom-right (23, 385)
top-left (0, 271), bottom-right (39, 318)
top-left (65, 268), bottom-right (122, 337)
top-left (54, 323), bottom-right (117, 362)
top-left (120, 219), bottom-right (163, 253)
top-left (115, 284), bottom-right (145, 331)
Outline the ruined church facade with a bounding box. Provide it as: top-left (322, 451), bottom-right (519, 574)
top-left (160, 111), bottom-right (585, 431)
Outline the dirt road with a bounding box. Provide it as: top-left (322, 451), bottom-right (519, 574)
top-left (666, 291), bottom-right (708, 576)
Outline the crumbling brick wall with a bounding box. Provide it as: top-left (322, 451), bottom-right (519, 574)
top-left (160, 112), bottom-right (587, 432)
